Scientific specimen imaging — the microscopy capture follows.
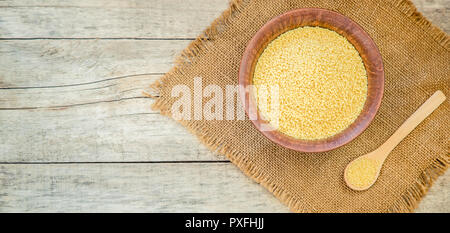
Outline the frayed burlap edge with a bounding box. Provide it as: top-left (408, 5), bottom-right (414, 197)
top-left (393, 0), bottom-right (449, 49)
top-left (149, 0), bottom-right (450, 213)
top-left (387, 154), bottom-right (449, 212)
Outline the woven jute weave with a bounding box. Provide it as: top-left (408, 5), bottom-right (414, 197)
top-left (150, 0), bottom-right (449, 212)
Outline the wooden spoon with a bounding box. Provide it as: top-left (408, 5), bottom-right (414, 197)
top-left (344, 90), bottom-right (446, 191)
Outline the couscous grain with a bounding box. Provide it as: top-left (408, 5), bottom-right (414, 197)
top-left (345, 157), bottom-right (380, 188)
top-left (253, 26), bottom-right (368, 140)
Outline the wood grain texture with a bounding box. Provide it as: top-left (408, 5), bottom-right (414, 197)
top-left (0, 0), bottom-right (229, 38)
top-left (0, 40), bottom-right (190, 88)
top-left (0, 40), bottom-right (221, 162)
top-left (0, 163), bottom-right (288, 212)
top-left (0, 99), bottom-right (221, 162)
top-left (0, 0), bottom-right (448, 212)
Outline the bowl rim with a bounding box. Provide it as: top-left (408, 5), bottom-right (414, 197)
top-left (238, 8), bottom-right (384, 152)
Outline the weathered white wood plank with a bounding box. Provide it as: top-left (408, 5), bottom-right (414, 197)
top-left (0, 163), bottom-right (447, 212)
top-left (0, 0), bottom-right (228, 38)
top-left (0, 0), bottom-right (446, 38)
top-left (0, 74), bottom-right (157, 108)
top-left (0, 163), bottom-right (289, 213)
top-left (0, 40), bottom-right (226, 162)
top-left (0, 96), bottom-right (224, 162)
top-left (0, 40), bottom-right (190, 87)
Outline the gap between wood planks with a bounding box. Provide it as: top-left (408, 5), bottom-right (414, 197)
top-left (0, 73), bottom-right (164, 90)
top-left (0, 160), bottom-right (231, 164)
top-left (0, 38), bottom-right (196, 40)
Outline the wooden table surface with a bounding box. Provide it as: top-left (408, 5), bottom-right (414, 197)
top-left (0, 0), bottom-right (448, 212)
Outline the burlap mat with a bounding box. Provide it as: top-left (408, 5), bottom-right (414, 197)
top-left (150, 0), bottom-right (449, 212)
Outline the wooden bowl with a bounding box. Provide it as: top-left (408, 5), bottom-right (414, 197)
top-left (238, 8), bottom-right (384, 152)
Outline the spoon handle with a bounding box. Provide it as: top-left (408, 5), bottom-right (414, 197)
top-left (377, 90), bottom-right (446, 159)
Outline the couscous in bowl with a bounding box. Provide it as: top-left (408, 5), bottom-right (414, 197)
top-left (239, 8), bottom-right (384, 152)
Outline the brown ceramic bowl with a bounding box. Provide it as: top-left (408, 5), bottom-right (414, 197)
top-left (238, 8), bottom-right (384, 152)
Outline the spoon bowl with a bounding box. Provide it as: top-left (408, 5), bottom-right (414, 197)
top-left (344, 154), bottom-right (382, 191)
